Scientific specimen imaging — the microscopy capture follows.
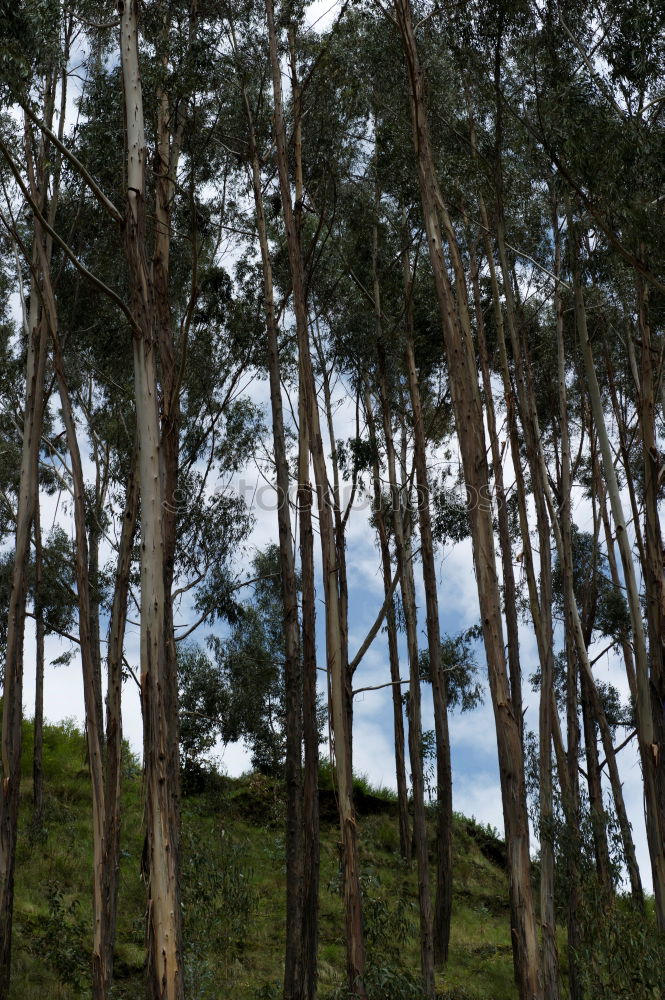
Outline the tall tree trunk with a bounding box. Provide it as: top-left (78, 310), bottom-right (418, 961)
top-left (468, 234), bottom-right (523, 740)
top-left (0, 244), bottom-right (48, 997)
top-left (364, 387), bottom-right (411, 861)
top-left (288, 34), bottom-right (320, 995)
top-left (101, 451), bottom-right (139, 995)
top-left (402, 239), bottom-right (453, 967)
top-left (374, 344), bottom-right (435, 997)
top-left (118, 4), bottom-right (184, 995)
top-left (32, 446), bottom-right (45, 827)
top-left (241, 55), bottom-right (305, 997)
top-left (265, 1), bottom-right (365, 992)
top-left (49, 323), bottom-right (107, 998)
top-left (393, 4), bottom-right (541, 996)
top-left (634, 269), bottom-right (665, 911)
top-left (491, 173), bottom-right (559, 997)
top-left (568, 212), bottom-right (665, 927)
top-left (314, 329), bottom-right (353, 773)
top-left (550, 202), bottom-right (582, 1000)
top-left (299, 375), bottom-right (320, 1000)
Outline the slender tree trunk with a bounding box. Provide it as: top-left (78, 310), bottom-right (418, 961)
top-left (89, 496), bottom-right (104, 743)
top-left (394, 4), bottom-right (541, 995)
top-left (242, 58), bottom-right (305, 997)
top-left (568, 213), bottom-right (665, 927)
top-left (32, 453), bottom-right (45, 827)
top-left (101, 451), bottom-right (139, 995)
top-left (468, 235), bottom-right (523, 740)
top-left (550, 203), bottom-right (582, 1000)
top-left (364, 387), bottom-right (411, 861)
top-left (635, 270), bottom-right (665, 909)
top-left (118, 4), bottom-right (184, 995)
top-left (0, 249), bottom-right (47, 997)
top-left (288, 35), bottom-right (320, 994)
top-left (315, 329), bottom-right (353, 774)
top-left (374, 344), bottom-right (435, 997)
top-left (580, 670), bottom-right (613, 890)
top-left (480, 202), bottom-right (552, 989)
top-left (490, 176), bottom-right (559, 996)
top-left (603, 353), bottom-right (646, 571)
top-left (299, 375), bottom-right (320, 1000)
top-left (402, 239), bottom-right (453, 967)
top-left (596, 473), bottom-right (638, 701)
top-left (50, 325), bottom-right (107, 998)
top-left (265, 2), bottom-right (365, 991)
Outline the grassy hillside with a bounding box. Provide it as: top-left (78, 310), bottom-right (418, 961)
top-left (10, 718), bottom-right (517, 999)
top-left (12, 720), bottom-right (665, 1000)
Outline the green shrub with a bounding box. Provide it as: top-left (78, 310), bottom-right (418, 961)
top-left (29, 881), bottom-right (89, 994)
top-left (576, 889), bottom-right (665, 999)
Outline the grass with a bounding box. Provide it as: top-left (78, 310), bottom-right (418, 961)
top-left (10, 719), bottom-right (518, 999)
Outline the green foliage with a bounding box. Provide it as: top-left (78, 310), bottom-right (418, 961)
top-left (182, 826), bottom-right (257, 994)
top-left (327, 869), bottom-right (421, 1000)
top-left (178, 642), bottom-right (225, 772)
top-left (575, 889), bottom-right (665, 999)
top-left (418, 626), bottom-right (484, 713)
top-left (431, 483), bottom-right (471, 546)
top-left (552, 524), bottom-right (632, 641)
top-left (205, 545), bottom-right (323, 775)
top-left (29, 881), bottom-right (89, 994)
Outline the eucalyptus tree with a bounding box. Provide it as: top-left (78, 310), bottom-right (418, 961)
top-left (515, 3), bottom-right (665, 924)
top-left (387, 2), bottom-right (542, 995)
top-left (0, 5), bottom-right (70, 984)
top-left (264, 2), bottom-right (368, 991)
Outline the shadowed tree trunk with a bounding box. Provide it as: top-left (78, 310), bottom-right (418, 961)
top-left (568, 210), bottom-right (665, 927)
top-left (374, 350), bottom-right (435, 997)
top-left (32, 456), bottom-right (45, 827)
top-left (49, 323), bottom-right (108, 998)
top-left (393, 2), bottom-right (542, 995)
top-left (402, 237), bottom-right (453, 968)
top-left (102, 451), bottom-right (139, 995)
top-left (265, 1), bottom-right (365, 992)
top-left (299, 371), bottom-right (320, 1000)
top-left (364, 386), bottom-right (411, 861)
top-left (0, 238), bottom-right (48, 998)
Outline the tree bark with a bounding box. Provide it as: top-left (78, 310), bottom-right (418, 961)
top-left (634, 269), bottom-right (665, 915)
top-left (568, 213), bottom-right (665, 927)
top-left (468, 233), bottom-right (523, 741)
top-left (32, 444), bottom-right (45, 827)
top-left (299, 373), bottom-right (320, 1000)
top-left (364, 386), bottom-right (411, 861)
top-left (402, 239), bottom-right (453, 968)
top-left (0, 242), bottom-right (48, 998)
top-left (102, 450), bottom-right (139, 995)
top-left (551, 203), bottom-right (582, 1000)
top-left (241, 51), bottom-right (306, 997)
top-left (393, 3), bottom-right (542, 996)
top-left (118, 4), bottom-right (185, 995)
top-left (265, 1), bottom-right (365, 992)
top-left (50, 325), bottom-right (108, 998)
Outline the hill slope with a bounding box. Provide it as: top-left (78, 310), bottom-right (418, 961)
top-left (12, 719), bottom-right (520, 999)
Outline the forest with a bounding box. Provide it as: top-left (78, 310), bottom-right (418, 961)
top-left (0, 0), bottom-right (663, 998)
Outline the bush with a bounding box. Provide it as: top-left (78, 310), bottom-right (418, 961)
top-left (29, 881), bottom-right (89, 994)
top-left (576, 889), bottom-right (665, 999)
